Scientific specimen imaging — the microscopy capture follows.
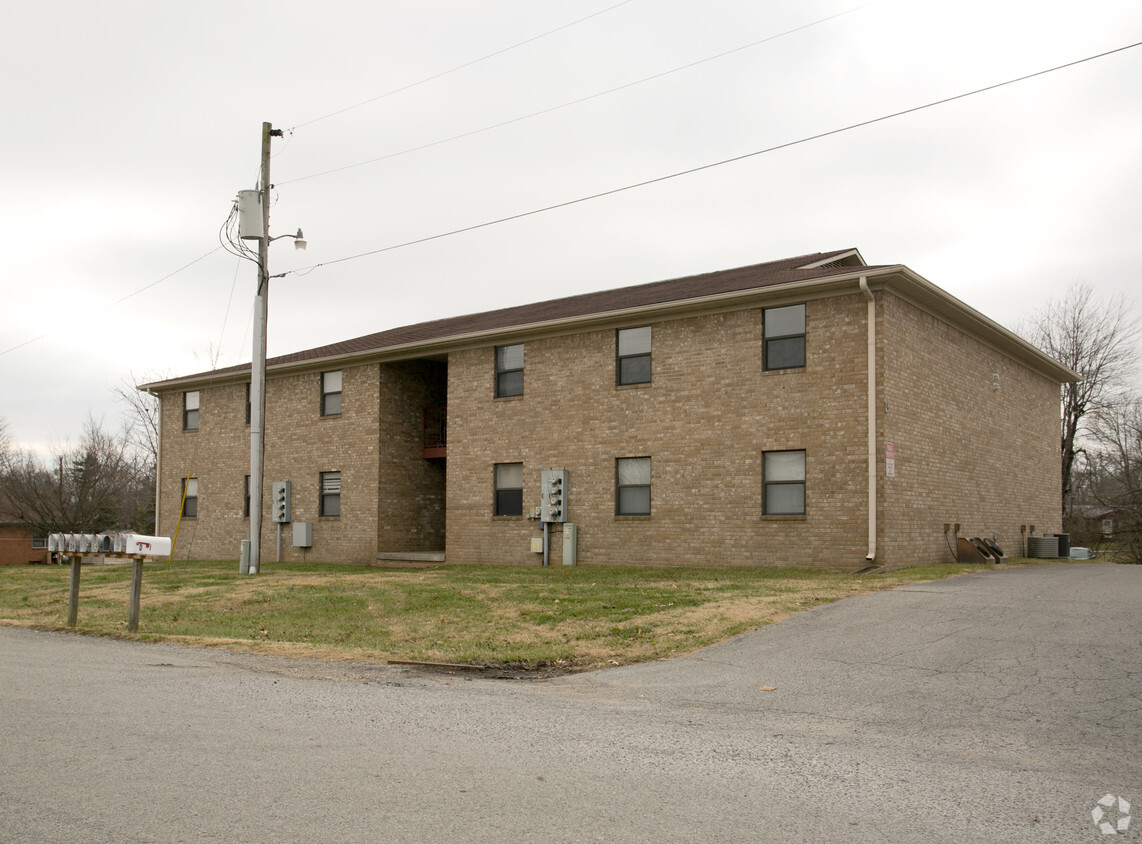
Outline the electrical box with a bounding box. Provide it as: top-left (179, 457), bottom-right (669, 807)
top-left (271, 480), bottom-right (291, 523)
top-left (293, 522), bottom-right (312, 548)
top-left (540, 469), bottom-right (568, 523)
top-left (562, 523), bottom-right (577, 566)
top-left (237, 189), bottom-right (264, 240)
top-left (531, 536), bottom-right (544, 554)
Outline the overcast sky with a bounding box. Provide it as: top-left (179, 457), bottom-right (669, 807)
top-left (3, 0), bottom-right (1140, 455)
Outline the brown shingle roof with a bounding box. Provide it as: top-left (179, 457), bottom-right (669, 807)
top-left (150, 248), bottom-right (871, 386)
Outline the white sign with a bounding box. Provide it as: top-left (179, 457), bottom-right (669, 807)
top-left (886, 457), bottom-right (896, 478)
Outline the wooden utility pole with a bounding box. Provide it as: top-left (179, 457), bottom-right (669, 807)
top-left (248, 121), bottom-right (277, 575)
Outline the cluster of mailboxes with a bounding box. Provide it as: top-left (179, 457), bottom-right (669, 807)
top-left (47, 532), bottom-right (173, 558)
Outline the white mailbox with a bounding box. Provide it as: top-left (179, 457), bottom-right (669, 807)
top-left (124, 534), bottom-right (172, 557)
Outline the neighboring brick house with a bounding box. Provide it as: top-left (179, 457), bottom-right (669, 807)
top-left (0, 522), bottom-right (48, 566)
top-left (142, 249), bottom-right (1075, 570)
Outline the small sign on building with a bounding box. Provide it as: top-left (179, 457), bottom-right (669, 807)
top-left (886, 442), bottom-right (896, 478)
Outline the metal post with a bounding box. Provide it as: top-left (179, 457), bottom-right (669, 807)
top-left (542, 522), bottom-right (550, 567)
top-left (128, 559), bottom-right (144, 632)
top-left (249, 121), bottom-right (273, 575)
top-left (67, 557), bottom-right (81, 627)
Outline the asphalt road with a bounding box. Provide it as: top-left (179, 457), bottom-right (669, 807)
top-left (1, 563), bottom-right (1139, 843)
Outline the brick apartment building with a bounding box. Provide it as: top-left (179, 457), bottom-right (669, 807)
top-left (143, 249), bottom-right (1075, 570)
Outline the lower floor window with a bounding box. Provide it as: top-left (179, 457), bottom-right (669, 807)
top-left (616, 457), bottom-right (651, 515)
top-left (321, 471), bottom-right (341, 517)
top-left (494, 463), bottom-right (524, 517)
top-left (764, 450), bottom-right (805, 515)
top-left (182, 477), bottom-right (198, 518)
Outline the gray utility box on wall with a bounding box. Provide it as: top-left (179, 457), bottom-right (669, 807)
top-left (292, 522), bottom-right (312, 548)
top-left (540, 469), bottom-right (569, 523)
top-left (562, 523), bottom-right (577, 566)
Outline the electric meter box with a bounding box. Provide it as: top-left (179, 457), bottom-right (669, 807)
top-left (540, 469), bottom-right (568, 523)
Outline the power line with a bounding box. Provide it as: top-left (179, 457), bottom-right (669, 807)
top-left (0, 247), bottom-right (223, 358)
top-left (286, 0), bottom-right (637, 132)
top-left (279, 3), bottom-right (873, 187)
top-left (287, 40), bottom-right (1142, 276)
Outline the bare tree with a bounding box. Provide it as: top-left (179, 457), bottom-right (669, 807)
top-left (1090, 397), bottom-right (1142, 563)
top-left (111, 370), bottom-right (164, 473)
top-left (1024, 282), bottom-right (1141, 513)
top-left (1, 416), bottom-right (153, 536)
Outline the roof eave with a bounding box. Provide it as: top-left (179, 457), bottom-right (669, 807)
top-left (141, 261), bottom-right (1079, 391)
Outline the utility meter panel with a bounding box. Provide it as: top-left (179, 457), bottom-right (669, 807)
top-left (540, 469), bottom-right (568, 523)
top-left (271, 480), bottom-right (291, 523)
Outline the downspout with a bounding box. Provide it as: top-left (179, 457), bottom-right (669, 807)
top-left (859, 277), bottom-right (877, 562)
top-left (148, 388), bottom-right (162, 537)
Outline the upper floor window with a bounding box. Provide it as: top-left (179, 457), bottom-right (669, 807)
top-left (182, 477), bottom-right (199, 518)
top-left (764, 304), bottom-right (806, 371)
top-left (763, 450), bottom-right (806, 515)
top-left (183, 391), bottom-right (200, 430)
top-left (320, 471), bottom-right (341, 517)
top-left (495, 344), bottom-right (524, 398)
top-left (245, 382), bottom-right (251, 426)
top-left (616, 457), bottom-right (651, 516)
top-left (617, 326), bottom-right (652, 385)
top-left (322, 371), bottom-right (342, 416)
top-left (494, 463), bottom-right (524, 517)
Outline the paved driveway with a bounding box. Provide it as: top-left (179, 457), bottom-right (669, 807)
top-left (1, 563), bottom-right (1139, 842)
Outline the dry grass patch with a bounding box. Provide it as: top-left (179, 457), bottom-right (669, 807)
top-left (0, 559), bottom-right (1044, 673)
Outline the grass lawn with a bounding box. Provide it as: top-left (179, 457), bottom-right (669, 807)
top-left (0, 559), bottom-right (1009, 673)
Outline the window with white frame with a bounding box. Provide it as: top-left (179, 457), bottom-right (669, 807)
top-left (495, 344), bottom-right (524, 398)
top-left (322, 370), bottom-right (342, 416)
top-left (617, 326), bottom-right (652, 385)
top-left (763, 450), bottom-right (806, 515)
top-left (184, 391), bottom-right (200, 430)
top-left (616, 457), bottom-right (651, 516)
top-left (320, 471), bottom-right (341, 517)
top-left (763, 304), bottom-right (806, 371)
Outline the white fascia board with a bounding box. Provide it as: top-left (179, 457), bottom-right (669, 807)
top-left (797, 249), bottom-right (866, 269)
